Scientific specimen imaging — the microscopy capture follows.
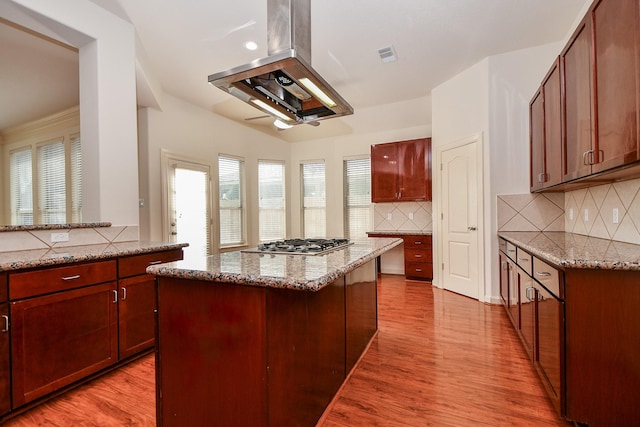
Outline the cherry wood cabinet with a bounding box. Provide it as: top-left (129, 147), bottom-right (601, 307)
top-left (402, 235), bottom-right (432, 280)
top-left (116, 249), bottom-right (183, 359)
top-left (498, 239), bottom-right (519, 328)
top-left (561, 15), bottom-right (594, 182)
top-left (9, 261), bottom-right (118, 407)
top-left (0, 274), bottom-right (9, 417)
top-left (156, 259), bottom-right (378, 427)
top-left (371, 138), bottom-right (431, 202)
top-left (530, 58), bottom-right (562, 191)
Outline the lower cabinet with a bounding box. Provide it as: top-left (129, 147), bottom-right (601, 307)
top-left (403, 235), bottom-right (433, 280)
top-left (10, 282), bottom-right (119, 407)
top-left (0, 273), bottom-right (9, 417)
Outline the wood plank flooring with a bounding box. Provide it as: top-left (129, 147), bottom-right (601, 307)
top-left (3, 275), bottom-right (570, 426)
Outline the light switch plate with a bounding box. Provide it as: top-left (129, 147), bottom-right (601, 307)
top-left (387, 213), bottom-right (392, 220)
top-left (569, 208), bottom-right (574, 220)
top-left (613, 208), bottom-right (619, 224)
top-left (584, 209), bottom-right (589, 222)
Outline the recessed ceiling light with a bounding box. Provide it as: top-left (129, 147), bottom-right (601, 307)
top-left (244, 41), bottom-right (258, 51)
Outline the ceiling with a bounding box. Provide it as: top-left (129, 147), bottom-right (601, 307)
top-left (1, 0), bottom-right (587, 141)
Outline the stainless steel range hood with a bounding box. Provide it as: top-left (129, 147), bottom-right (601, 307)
top-left (208, 0), bottom-right (353, 126)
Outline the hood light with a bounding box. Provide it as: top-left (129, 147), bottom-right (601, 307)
top-left (274, 119), bottom-right (293, 129)
top-left (251, 99), bottom-right (293, 122)
top-left (244, 41), bottom-right (258, 51)
top-left (298, 78), bottom-right (337, 108)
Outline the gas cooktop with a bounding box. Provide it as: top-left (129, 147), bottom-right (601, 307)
top-left (242, 238), bottom-right (351, 255)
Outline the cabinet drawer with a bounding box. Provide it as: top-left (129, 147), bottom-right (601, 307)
top-left (533, 257), bottom-right (561, 298)
top-left (405, 248), bottom-right (431, 263)
top-left (505, 242), bottom-right (517, 261)
top-left (0, 273), bottom-right (6, 303)
top-left (403, 235), bottom-right (432, 249)
top-left (9, 260), bottom-right (117, 300)
top-left (405, 262), bottom-right (433, 279)
top-left (118, 249), bottom-right (183, 278)
top-left (516, 248), bottom-right (532, 275)
top-left (498, 238), bottom-right (507, 254)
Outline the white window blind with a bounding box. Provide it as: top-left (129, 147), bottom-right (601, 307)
top-left (258, 160), bottom-right (285, 242)
top-left (344, 157), bottom-right (372, 240)
top-left (219, 155), bottom-right (245, 247)
top-left (37, 140), bottom-right (66, 224)
top-left (70, 135), bottom-right (82, 223)
top-left (301, 161), bottom-right (326, 238)
top-left (9, 148), bottom-right (33, 225)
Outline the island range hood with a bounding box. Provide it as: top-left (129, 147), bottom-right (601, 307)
top-left (208, 0), bottom-right (353, 126)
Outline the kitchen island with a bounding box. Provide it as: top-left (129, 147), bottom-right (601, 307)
top-left (147, 237), bottom-right (402, 427)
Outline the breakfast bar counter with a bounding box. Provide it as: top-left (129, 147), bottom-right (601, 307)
top-left (149, 237), bottom-right (402, 427)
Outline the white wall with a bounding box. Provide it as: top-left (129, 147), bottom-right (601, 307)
top-left (138, 94), bottom-right (291, 246)
top-left (1, 0), bottom-right (139, 227)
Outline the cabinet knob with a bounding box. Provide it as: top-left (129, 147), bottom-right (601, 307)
top-left (468, 226), bottom-right (477, 231)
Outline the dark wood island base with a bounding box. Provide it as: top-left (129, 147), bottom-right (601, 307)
top-left (155, 259), bottom-right (378, 427)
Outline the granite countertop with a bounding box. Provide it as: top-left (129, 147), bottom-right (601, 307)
top-left (367, 231), bottom-right (432, 236)
top-left (147, 237), bottom-right (403, 292)
top-left (498, 231), bottom-right (640, 271)
top-left (0, 241), bottom-right (188, 272)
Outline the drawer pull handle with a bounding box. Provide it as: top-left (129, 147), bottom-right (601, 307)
top-left (121, 287), bottom-right (127, 301)
top-left (112, 289), bottom-right (118, 303)
top-left (535, 271), bottom-right (552, 277)
top-left (414, 241), bottom-right (422, 245)
top-left (62, 275), bottom-right (81, 281)
top-left (415, 268), bottom-right (422, 272)
top-left (149, 260), bottom-right (162, 265)
top-left (518, 257), bottom-right (530, 262)
top-left (1, 315), bottom-right (8, 333)
top-left (415, 254), bottom-right (422, 258)
top-left (507, 249), bottom-right (515, 253)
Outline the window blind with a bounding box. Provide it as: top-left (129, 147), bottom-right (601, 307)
top-left (301, 161), bottom-right (326, 238)
top-left (70, 135), bottom-right (82, 223)
top-left (344, 157), bottom-right (372, 240)
top-left (219, 155), bottom-right (245, 247)
top-left (9, 148), bottom-right (33, 225)
top-left (37, 139), bottom-right (66, 224)
top-left (258, 160), bottom-right (285, 242)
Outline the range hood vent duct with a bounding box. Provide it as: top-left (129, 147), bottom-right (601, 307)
top-left (208, 0), bottom-right (353, 126)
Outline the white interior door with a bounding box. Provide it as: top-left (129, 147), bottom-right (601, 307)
top-left (164, 157), bottom-right (212, 259)
top-left (441, 140), bottom-right (481, 300)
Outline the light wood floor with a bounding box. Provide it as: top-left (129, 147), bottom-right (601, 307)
top-left (4, 275), bottom-right (570, 426)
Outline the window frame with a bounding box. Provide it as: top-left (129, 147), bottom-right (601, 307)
top-left (218, 154), bottom-right (247, 249)
top-left (258, 159), bottom-right (286, 242)
top-left (343, 155), bottom-right (372, 240)
top-left (300, 160), bottom-right (326, 239)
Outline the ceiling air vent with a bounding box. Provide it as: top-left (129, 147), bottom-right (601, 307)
top-left (377, 45), bottom-right (397, 63)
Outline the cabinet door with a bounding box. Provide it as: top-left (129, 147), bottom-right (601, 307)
top-left (535, 284), bottom-right (563, 415)
top-left (0, 303), bottom-right (9, 417)
top-left (591, 0), bottom-right (640, 173)
top-left (499, 252), bottom-right (509, 307)
top-left (518, 267), bottom-right (535, 360)
top-left (530, 88), bottom-right (545, 191)
top-left (507, 258), bottom-right (519, 329)
top-left (562, 17), bottom-right (594, 182)
top-left (10, 282), bottom-right (118, 407)
top-left (371, 143), bottom-right (398, 202)
top-left (398, 139), bottom-right (428, 201)
top-left (118, 274), bottom-right (157, 360)
top-left (543, 59), bottom-right (562, 187)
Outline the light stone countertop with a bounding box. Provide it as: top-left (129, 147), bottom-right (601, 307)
top-left (147, 237), bottom-right (403, 292)
top-left (0, 241), bottom-right (188, 272)
top-left (367, 231), bottom-right (432, 236)
top-left (498, 231), bottom-right (640, 271)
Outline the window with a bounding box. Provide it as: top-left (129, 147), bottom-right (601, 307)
top-left (9, 137), bottom-right (81, 225)
top-left (219, 155), bottom-right (245, 247)
top-left (344, 157), bottom-right (372, 240)
top-left (258, 160), bottom-right (286, 242)
top-left (301, 161), bottom-right (326, 238)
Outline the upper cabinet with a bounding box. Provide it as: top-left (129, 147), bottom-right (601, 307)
top-left (532, 0), bottom-right (640, 191)
top-left (530, 58), bottom-right (562, 191)
top-left (371, 138), bottom-right (431, 202)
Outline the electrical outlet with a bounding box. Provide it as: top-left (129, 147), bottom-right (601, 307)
top-left (51, 232), bottom-right (69, 243)
top-left (613, 208), bottom-right (619, 224)
top-left (584, 209), bottom-right (589, 222)
top-left (387, 213), bottom-right (392, 220)
top-left (569, 208), bottom-right (574, 220)
top-left (408, 212), bottom-right (414, 220)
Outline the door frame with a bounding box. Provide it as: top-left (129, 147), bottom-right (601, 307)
top-left (433, 133), bottom-right (486, 302)
top-left (160, 149), bottom-right (215, 253)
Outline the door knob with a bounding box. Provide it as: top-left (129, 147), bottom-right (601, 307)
top-left (468, 226), bottom-right (477, 231)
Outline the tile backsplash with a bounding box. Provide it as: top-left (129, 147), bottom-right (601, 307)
top-left (498, 176), bottom-right (640, 245)
top-left (374, 201), bottom-right (433, 232)
top-left (0, 226), bottom-right (139, 253)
